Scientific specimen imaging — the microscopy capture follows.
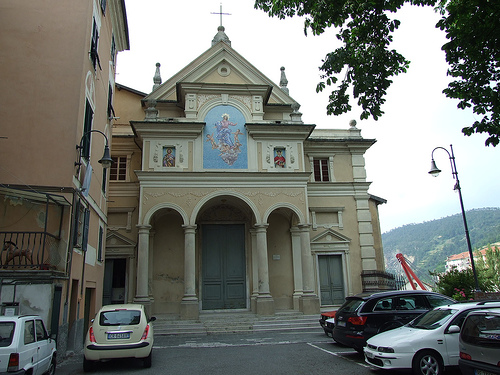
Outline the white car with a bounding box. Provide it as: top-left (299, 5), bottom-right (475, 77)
top-left (364, 301), bottom-right (500, 375)
top-left (83, 304), bottom-right (156, 371)
top-left (0, 315), bottom-right (56, 375)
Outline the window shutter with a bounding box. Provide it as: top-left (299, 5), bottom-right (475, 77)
top-left (82, 209), bottom-right (90, 252)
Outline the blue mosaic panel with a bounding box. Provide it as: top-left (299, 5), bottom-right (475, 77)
top-left (203, 105), bottom-right (247, 169)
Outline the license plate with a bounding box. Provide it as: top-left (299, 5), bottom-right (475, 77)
top-left (475, 370), bottom-right (496, 375)
top-left (365, 351), bottom-right (374, 359)
top-left (108, 332), bottom-right (130, 339)
top-left (337, 321), bottom-right (346, 327)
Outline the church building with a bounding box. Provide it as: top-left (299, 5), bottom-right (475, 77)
top-left (107, 25), bottom-right (386, 319)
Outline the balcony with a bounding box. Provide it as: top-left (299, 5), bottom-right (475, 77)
top-left (1, 231), bottom-right (64, 271)
top-left (361, 270), bottom-right (405, 292)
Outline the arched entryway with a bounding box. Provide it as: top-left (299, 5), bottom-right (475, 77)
top-left (197, 196), bottom-right (255, 311)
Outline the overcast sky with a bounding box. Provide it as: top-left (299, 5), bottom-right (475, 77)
top-left (115, 0), bottom-right (500, 234)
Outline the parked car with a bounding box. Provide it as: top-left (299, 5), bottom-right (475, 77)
top-left (319, 311), bottom-right (336, 336)
top-left (458, 308), bottom-right (500, 375)
top-left (0, 315), bottom-right (56, 375)
top-left (332, 290), bottom-right (455, 352)
top-left (83, 304), bottom-right (156, 372)
top-left (364, 301), bottom-right (500, 375)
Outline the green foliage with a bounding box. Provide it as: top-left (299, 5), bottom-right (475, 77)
top-left (431, 268), bottom-right (484, 299)
top-left (254, 0), bottom-right (500, 146)
top-left (475, 245), bottom-right (500, 291)
top-left (382, 208), bottom-right (500, 284)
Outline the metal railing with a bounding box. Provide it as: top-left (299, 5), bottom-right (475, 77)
top-left (0, 231), bottom-right (61, 270)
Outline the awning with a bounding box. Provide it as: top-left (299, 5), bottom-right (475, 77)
top-left (0, 186), bottom-right (72, 206)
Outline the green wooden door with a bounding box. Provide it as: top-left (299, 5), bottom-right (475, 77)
top-left (318, 255), bottom-right (345, 305)
top-left (202, 224), bottom-right (246, 309)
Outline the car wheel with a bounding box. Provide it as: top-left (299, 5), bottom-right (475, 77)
top-left (83, 357), bottom-right (95, 372)
top-left (143, 351), bottom-right (152, 368)
top-left (412, 350), bottom-right (443, 375)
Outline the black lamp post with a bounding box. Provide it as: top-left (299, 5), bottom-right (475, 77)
top-left (429, 144), bottom-right (480, 292)
top-left (75, 130), bottom-right (113, 172)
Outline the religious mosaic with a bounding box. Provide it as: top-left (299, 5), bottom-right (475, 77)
top-left (203, 105), bottom-right (247, 169)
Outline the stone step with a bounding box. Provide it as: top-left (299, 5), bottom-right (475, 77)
top-left (152, 313), bottom-right (319, 336)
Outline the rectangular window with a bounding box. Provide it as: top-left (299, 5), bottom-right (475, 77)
top-left (82, 100), bottom-right (93, 160)
top-left (102, 168), bottom-right (107, 193)
top-left (98, 226), bottom-right (103, 262)
top-left (90, 19), bottom-right (101, 70)
top-left (110, 156), bottom-right (127, 181)
top-left (73, 200), bottom-right (90, 249)
top-left (110, 35), bottom-right (116, 66)
top-left (107, 84), bottom-right (114, 120)
top-left (24, 320), bottom-right (35, 345)
top-left (313, 159), bottom-right (329, 181)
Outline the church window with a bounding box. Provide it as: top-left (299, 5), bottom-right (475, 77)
top-left (110, 156), bottom-right (127, 181)
top-left (314, 158), bottom-right (330, 181)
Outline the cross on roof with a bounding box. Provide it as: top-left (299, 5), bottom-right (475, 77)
top-left (211, 3), bottom-right (231, 27)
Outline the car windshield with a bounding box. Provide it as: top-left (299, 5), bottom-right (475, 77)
top-left (339, 299), bottom-right (364, 313)
top-left (408, 308), bottom-right (457, 330)
top-left (0, 322), bottom-right (15, 347)
top-left (99, 309), bottom-right (141, 326)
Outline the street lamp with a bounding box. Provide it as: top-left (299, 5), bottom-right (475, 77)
top-left (75, 130), bottom-right (113, 172)
top-left (429, 144), bottom-right (480, 291)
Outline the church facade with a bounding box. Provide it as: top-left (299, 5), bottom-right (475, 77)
top-left (107, 26), bottom-right (386, 319)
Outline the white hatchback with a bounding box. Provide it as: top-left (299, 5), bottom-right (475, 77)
top-left (364, 301), bottom-right (500, 375)
top-left (0, 315), bottom-right (56, 375)
top-left (83, 304), bottom-right (156, 372)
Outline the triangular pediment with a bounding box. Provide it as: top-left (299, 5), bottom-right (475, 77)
top-left (144, 41), bottom-right (297, 107)
top-left (106, 231), bottom-right (136, 248)
top-left (311, 229), bottom-right (351, 244)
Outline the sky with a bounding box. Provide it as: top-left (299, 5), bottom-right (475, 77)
top-left (115, 0), bottom-right (500, 234)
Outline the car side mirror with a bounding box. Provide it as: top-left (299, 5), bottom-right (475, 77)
top-left (447, 325), bottom-right (460, 334)
top-left (149, 316), bottom-right (156, 322)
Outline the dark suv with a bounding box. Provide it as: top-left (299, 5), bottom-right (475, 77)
top-left (332, 290), bottom-right (455, 351)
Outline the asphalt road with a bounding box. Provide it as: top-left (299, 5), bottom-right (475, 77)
top-left (56, 329), bottom-right (463, 375)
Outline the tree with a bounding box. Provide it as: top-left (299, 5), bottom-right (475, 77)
top-left (431, 267), bottom-right (489, 299)
top-left (254, 0), bottom-right (500, 146)
top-left (475, 245), bottom-right (500, 291)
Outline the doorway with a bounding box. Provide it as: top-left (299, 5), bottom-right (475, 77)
top-left (103, 258), bottom-right (126, 305)
top-left (318, 255), bottom-right (345, 305)
top-left (202, 224), bottom-right (246, 309)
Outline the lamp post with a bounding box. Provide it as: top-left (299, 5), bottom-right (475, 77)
top-left (429, 144), bottom-right (480, 291)
top-left (75, 129), bottom-right (113, 172)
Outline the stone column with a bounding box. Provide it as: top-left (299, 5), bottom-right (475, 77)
top-left (135, 225), bottom-right (152, 309)
top-left (254, 224), bottom-right (274, 315)
top-left (298, 224), bottom-right (320, 314)
top-left (148, 229), bottom-right (155, 302)
top-left (290, 227), bottom-right (303, 310)
top-left (181, 225), bottom-right (199, 320)
top-left (249, 228), bottom-right (259, 313)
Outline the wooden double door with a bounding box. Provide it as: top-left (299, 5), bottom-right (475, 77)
top-left (202, 224), bottom-right (246, 309)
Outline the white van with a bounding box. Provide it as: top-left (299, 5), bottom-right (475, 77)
top-left (0, 315), bottom-right (56, 375)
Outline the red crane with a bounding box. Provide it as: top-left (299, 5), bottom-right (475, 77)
top-left (396, 253), bottom-right (427, 291)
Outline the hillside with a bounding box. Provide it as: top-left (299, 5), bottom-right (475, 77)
top-left (382, 207), bottom-right (500, 284)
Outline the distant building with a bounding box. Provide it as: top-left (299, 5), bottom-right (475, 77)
top-left (445, 243), bottom-right (499, 272)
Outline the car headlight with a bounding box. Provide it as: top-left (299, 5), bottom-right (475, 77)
top-left (377, 346), bottom-right (394, 353)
